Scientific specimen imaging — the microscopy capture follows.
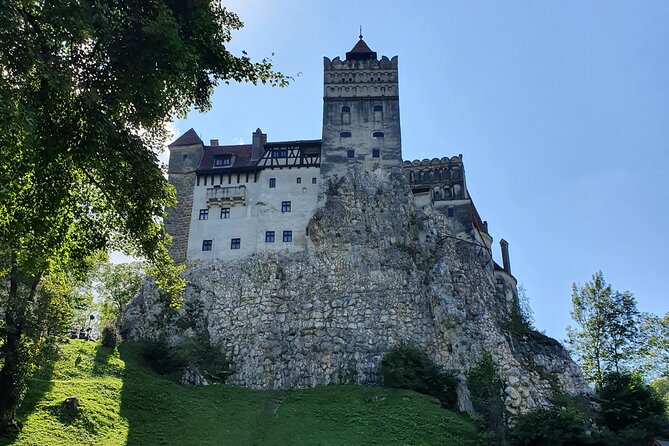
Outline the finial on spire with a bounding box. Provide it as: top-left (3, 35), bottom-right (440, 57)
top-left (359, 25), bottom-right (363, 40)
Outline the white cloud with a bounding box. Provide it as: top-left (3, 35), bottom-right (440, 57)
top-left (232, 137), bottom-right (246, 145)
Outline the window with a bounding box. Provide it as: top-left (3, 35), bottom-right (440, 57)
top-left (372, 149), bottom-right (380, 158)
top-left (340, 132), bottom-right (351, 138)
top-left (269, 178), bottom-right (276, 188)
top-left (199, 209), bottom-right (209, 220)
top-left (312, 178), bottom-right (317, 184)
top-left (372, 132), bottom-right (384, 138)
top-left (281, 201), bottom-right (291, 213)
top-left (283, 231), bottom-right (293, 242)
top-left (296, 177), bottom-right (302, 184)
top-left (202, 240), bottom-right (212, 251)
top-left (447, 207), bottom-right (454, 218)
top-left (265, 231), bottom-right (275, 243)
top-left (214, 155), bottom-right (231, 167)
top-left (220, 207), bottom-right (230, 219)
top-left (373, 105), bottom-right (383, 112)
top-left (341, 106), bottom-right (351, 112)
top-left (347, 150), bottom-right (355, 159)
top-left (230, 238), bottom-right (241, 249)
top-left (271, 149), bottom-right (288, 158)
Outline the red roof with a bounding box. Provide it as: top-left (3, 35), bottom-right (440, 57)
top-left (169, 128), bottom-right (203, 147)
top-left (346, 38), bottom-right (377, 60)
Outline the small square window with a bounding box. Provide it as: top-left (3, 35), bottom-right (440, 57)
top-left (372, 149), bottom-right (380, 158)
top-left (347, 150), bottom-right (355, 159)
top-left (281, 201), bottom-right (291, 213)
top-left (312, 178), bottom-right (317, 184)
top-left (283, 231), bottom-right (293, 242)
top-left (372, 132), bottom-right (384, 138)
top-left (230, 238), bottom-right (241, 249)
top-left (373, 105), bottom-right (383, 112)
top-left (341, 106), bottom-right (351, 113)
top-left (220, 208), bottom-right (230, 219)
top-left (265, 231), bottom-right (275, 243)
top-left (199, 209), bottom-right (209, 220)
top-left (296, 177), bottom-right (302, 184)
top-left (269, 178), bottom-right (276, 188)
top-left (202, 240), bottom-right (212, 251)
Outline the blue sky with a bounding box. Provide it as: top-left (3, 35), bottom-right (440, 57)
top-left (172, 0), bottom-right (669, 341)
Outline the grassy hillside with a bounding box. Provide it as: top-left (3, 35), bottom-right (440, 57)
top-left (1, 340), bottom-right (484, 445)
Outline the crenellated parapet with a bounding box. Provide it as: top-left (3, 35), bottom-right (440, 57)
top-left (402, 156), bottom-right (466, 201)
top-left (323, 55), bottom-right (398, 99)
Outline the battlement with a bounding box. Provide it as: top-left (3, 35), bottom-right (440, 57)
top-left (323, 55), bottom-right (398, 71)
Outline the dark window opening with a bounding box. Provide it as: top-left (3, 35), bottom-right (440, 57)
top-left (265, 231), bottom-right (275, 243)
top-left (312, 177), bottom-right (317, 184)
top-left (269, 178), bottom-right (276, 188)
top-left (296, 177), bottom-right (302, 184)
top-left (340, 132), bottom-right (351, 138)
top-left (230, 238), bottom-right (241, 249)
top-left (182, 154), bottom-right (188, 160)
top-left (214, 156), bottom-right (232, 167)
top-left (220, 208), bottom-right (230, 219)
top-left (372, 132), bottom-right (384, 138)
top-left (202, 240), bottom-right (212, 251)
top-left (199, 209), bottom-right (209, 220)
top-left (281, 201), bottom-right (291, 213)
top-left (283, 231), bottom-right (293, 242)
top-left (341, 106), bottom-right (350, 113)
top-left (447, 207), bottom-right (454, 218)
top-left (373, 105), bottom-right (383, 112)
top-left (372, 149), bottom-right (380, 158)
top-left (271, 149), bottom-right (288, 158)
top-left (347, 150), bottom-right (355, 159)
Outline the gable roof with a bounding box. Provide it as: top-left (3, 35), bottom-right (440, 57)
top-left (198, 144), bottom-right (254, 172)
top-left (169, 128), bottom-right (203, 147)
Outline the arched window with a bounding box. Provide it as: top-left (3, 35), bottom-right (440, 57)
top-left (372, 132), bottom-right (384, 138)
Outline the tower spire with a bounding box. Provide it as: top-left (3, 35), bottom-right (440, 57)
top-left (359, 25), bottom-right (363, 40)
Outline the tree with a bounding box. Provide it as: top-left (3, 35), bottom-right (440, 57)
top-left (639, 312), bottom-right (669, 380)
top-left (93, 261), bottom-right (144, 326)
top-left (566, 271), bottom-right (640, 388)
top-left (0, 0), bottom-right (287, 434)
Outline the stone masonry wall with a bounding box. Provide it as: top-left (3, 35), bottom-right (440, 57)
top-left (125, 165), bottom-right (589, 414)
top-left (164, 172), bottom-right (196, 263)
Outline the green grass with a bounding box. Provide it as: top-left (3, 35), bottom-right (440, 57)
top-left (1, 340), bottom-right (484, 445)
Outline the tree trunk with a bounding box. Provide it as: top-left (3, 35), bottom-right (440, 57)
top-left (0, 252), bottom-right (21, 436)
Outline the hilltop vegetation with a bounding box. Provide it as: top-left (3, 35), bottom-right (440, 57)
top-left (1, 340), bottom-right (484, 445)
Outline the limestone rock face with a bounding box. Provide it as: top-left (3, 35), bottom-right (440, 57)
top-left (124, 165), bottom-right (589, 414)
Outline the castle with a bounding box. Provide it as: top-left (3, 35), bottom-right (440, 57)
top-left (165, 36), bottom-right (518, 310)
top-left (128, 38), bottom-right (589, 412)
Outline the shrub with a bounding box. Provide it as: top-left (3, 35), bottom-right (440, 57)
top-left (140, 334), bottom-right (231, 383)
top-left (100, 324), bottom-right (119, 348)
top-left (380, 342), bottom-right (458, 408)
top-left (467, 352), bottom-right (505, 445)
top-left (509, 406), bottom-right (593, 446)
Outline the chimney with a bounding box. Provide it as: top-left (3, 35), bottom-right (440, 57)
top-left (252, 128), bottom-right (267, 160)
top-left (210, 139), bottom-right (219, 147)
top-left (500, 239), bottom-right (511, 274)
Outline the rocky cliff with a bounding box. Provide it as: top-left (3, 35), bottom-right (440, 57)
top-left (124, 165), bottom-right (589, 414)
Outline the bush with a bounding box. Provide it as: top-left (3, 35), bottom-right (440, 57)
top-left (467, 352), bottom-right (506, 445)
top-left (380, 342), bottom-right (458, 408)
top-left (596, 372), bottom-right (669, 443)
top-left (510, 406), bottom-right (594, 446)
top-left (100, 324), bottom-right (119, 348)
top-left (140, 334), bottom-right (231, 383)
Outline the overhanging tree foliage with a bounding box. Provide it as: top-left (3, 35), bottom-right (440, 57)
top-left (0, 0), bottom-right (287, 435)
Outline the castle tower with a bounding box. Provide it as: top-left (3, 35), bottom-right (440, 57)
top-left (320, 36), bottom-right (402, 181)
top-left (165, 128), bottom-right (205, 263)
